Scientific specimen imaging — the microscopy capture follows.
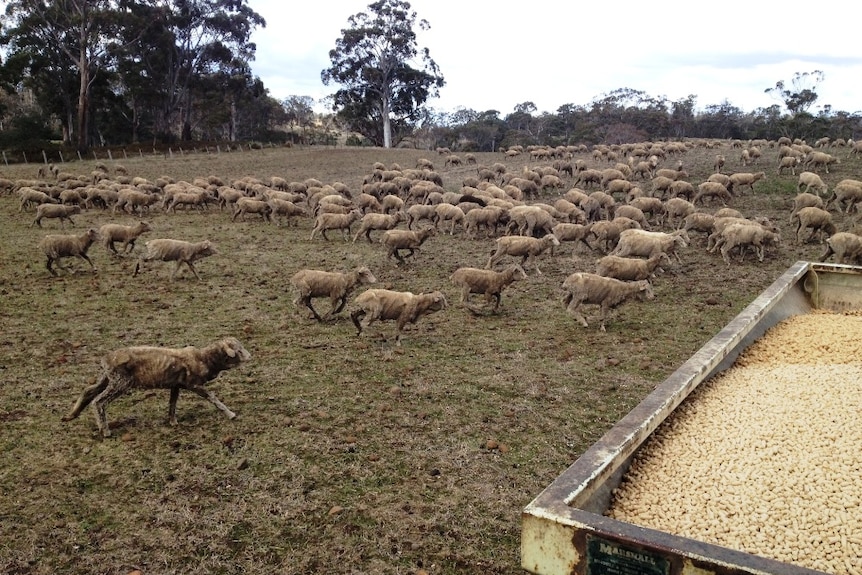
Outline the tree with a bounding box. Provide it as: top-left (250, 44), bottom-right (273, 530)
top-left (765, 70), bottom-right (824, 116)
top-left (321, 0), bottom-right (444, 148)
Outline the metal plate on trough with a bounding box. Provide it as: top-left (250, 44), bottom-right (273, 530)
top-left (521, 261), bottom-right (862, 575)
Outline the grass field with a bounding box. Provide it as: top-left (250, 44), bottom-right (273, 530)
top-left (0, 142), bottom-right (854, 574)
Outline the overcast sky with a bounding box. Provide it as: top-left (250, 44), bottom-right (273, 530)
top-left (247, 0), bottom-right (862, 117)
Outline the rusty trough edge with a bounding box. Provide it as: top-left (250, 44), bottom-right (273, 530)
top-left (521, 261), bottom-right (835, 575)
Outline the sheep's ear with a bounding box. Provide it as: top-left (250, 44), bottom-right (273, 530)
top-left (223, 339), bottom-right (237, 357)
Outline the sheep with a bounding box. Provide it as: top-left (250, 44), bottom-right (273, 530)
top-left (99, 221), bottom-right (152, 255)
top-left (39, 228), bottom-right (99, 276)
top-left (32, 204), bottom-right (81, 228)
top-left (434, 203), bottom-right (466, 235)
top-left (406, 203), bottom-right (438, 229)
top-left (290, 266), bottom-right (377, 321)
top-left (693, 182), bottom-right (732, 206)
top-left (789, 193), bottom-right (825, 222)
top-left (804, 151), bottom-right (839, 173)
top-left (267, 198), bottom-right (307, 226)
top-left (114, 189), bottom-right (160, 215)
top-left (464, 206), bottom-right (509, 239)
top-left (589, 217), bottom-right (641, 253)
top-left (668, 180), bottom-right (695, 201)
top-left (551, 222), bottom-right (594, 254)
top-left (449, 264), bottom-right (527, 312)
top-left (561, 272), bottom-right (654, 331)
top-left (777, 156), bottom-right (800, 176)
top-left (825, 180), bottom-right (862, 213)
top-left (650, 176), bottom-right (675, 199)
top-left (19, 187), bottom-right (58, 211)
top-left (133, 238), bottom-right (217, 280)
top-left (713, 154), bottom-right (725, 173)
top-left (506, 205), bottom-right (557, 238)
top-left (486, 233), bottom-right (560, 275)
top-left (352, 212), bottom-right (404, 243)
top-left (380, 194), bottom-right (405, 214)
top-left (727, 172), bottom-right (765, 195)
top-left (611, 229), bottom-right (689, 263)
top-left (349, 289), bottom-right (447, 345)
top-left (797, 171), bottom-right (828, 196)
top-left (381, 227), bottom-right (437, 264)
top-left (628, 196), bottom-right (665, 225)
top-left (664, 198), bottom-right (696, 229)
top-left (707, 173), bottom-right (732, 188)
top-left (682, 212), bottom-right (717, 244)
top-left (791, 206), bottom-right (835, 244)
top-left (309, 209), bottom-right (363, 241)
top-left (820, 232), bottom-right (862, 265)
top-left (595, 252), bottom-right (670, 282)
top-left (168, 190), bottom-right (216, 212)
top-left (61, 337), bottom-right (251, 437)
top-left (714, 223), bottom-right (780, 265)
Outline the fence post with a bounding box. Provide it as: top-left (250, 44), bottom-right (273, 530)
top-left (2, 151), bottom-right (7, 166)
top-left (107, 149), bottom-right (113, 161)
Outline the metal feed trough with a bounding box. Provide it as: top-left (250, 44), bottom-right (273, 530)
top-left (522, 261), bottom-right (862, 575)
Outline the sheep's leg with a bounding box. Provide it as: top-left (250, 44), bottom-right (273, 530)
top-left (350, 309), bottom-right (367, 335)
top-left (62, 373), bottom-right (110, 422)
top-left (168, 387), bottom-right (181, 425)
top-left (331, 296), bottom-right (348, 316)
top-left (91, 373), bottom-right (135, 437)
top-left (45, 257), bottom-right (58, 276)
top-left (565, 299), bottom-right (589, 328)
top-left (78, 253), bottom-right (96, 273)
top-left (304, 298), bottom-right (324, 322)
top-left (186, 261), bottom-right (201, 280)
top-left (184, 385), bottom-right (237, 420)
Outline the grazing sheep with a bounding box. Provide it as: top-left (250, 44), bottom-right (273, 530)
top-left (595, 253), bottom-right (670, 282)
top-left (694, 182), bottom-right (732, 206)
top-left (777, 156), bottom-right (800, 176)
top-left (561, 272), bottom-right (654, 331)
top-left (628, 196), bottom-right (665, 225)
top-left (611, 229), bottom-right (689, 263)
top-left (826, 180), bottom-right (862, 213)
top-left (434, 203), bottom-right (466, 235)
top-left (714, 223), bottom-right (780, 264)
top-left (291, 266), bottom-right (377, 321)
top-left (39, 228), bottom-right (99, 276)
top-left (381, 227), bottom-right (437, 264)
top-left (350, 289), bottom-right (448, 345)
top-left (791, 206), bottom-right (835, 244)
top-left (62, 337), bottom-right (251, 437)
top-left (486, 234), bottom-right (560, 275)
top-left (133, 238), bottom-right (217, 280)
top-left (820, 232), bottom-right (862, 265)
top-left (99, 221), bottom-right (152, 255)
top-left (664, 198), bottom-right (696, 229)
top-left (727, 172), bottom-right (765, 195)
top-left (797, 171), bottom-right (828, 196)
top-left (450, 264), bottom-right (527, 312)
top-left (380, 194), bottom-right (405, 214)
top-left (667, 180), bottom-right (695, 201)
top-left (352, 212), bottom-right (404, 243)
top-left (309, 209), bottom-right (363, 241)
top-left (32, 204), bottom-right (81, 228)
top-left (789, 193), bottom-right (825, 222)
top-left (682, 212), bottom-right (717, 244)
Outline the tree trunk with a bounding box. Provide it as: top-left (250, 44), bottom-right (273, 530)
top-left (382, 95), bottom-right (392, 149)
top-left (77, 45), bottom-right (90, 152)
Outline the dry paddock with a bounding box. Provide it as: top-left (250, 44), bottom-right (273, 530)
top-left (0, 143), bottom-right (858, 574)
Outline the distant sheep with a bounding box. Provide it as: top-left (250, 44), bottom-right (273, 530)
top-left (464, 206), bottom-right (509, 239)
top-left (232, 197), bottom-right (272, 222)
top-left (99, 221), bottom-right (152, 255)
top-left (694, 182), bottom-right (732, 206)
top-left (267, 198), bottom-right (307, 226)
top-left (32, 204), bottom-right (80, 228)
top-left (62, 337), bottom-right (251, 437)
top-left (19, 187), bottom-right (58, 211)
top-left (450, 264), bottom-right (527, 312)
top-left (561, 272), bottom-right (654, 331)
top-left (39, 228), bottom-right (99, 276)
top-left (350, 289), bottom-right (448, 345)
top-left (664, 198), bottom-right (696, 229)
top-left (487, 234), bottom-right (560, 275)
top-left (804, 151), bottom-right (839, 173)
top-left (133, 238), bottom-right (217, 280)
top-left (777, 156), bottom-right (800, 176)
top-left (291, 266), bottom-right (377, 321)
top-left (727, 172), bottom-right (765, 195)
top-left (434, 203), bottom-right (466, 235)
top-left (381, 227), bottom-right (437, 264)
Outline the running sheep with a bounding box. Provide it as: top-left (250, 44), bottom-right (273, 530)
top-left (310, 209), bottom-right (363, 241)
top-left (99, 221), bottom-right (152, 255)
top-left (133, 238), bottom-right (217, 280)
top-left (39, 228), bottom-right (99, 276)
top-left (486, 234), bottom-right (560, 275)
top-left (561, 272), bottom-right (654, 331)
top-left (290, 266), bottom-right (377, 321)
top-left (791, 206), bottom-right (835, 244)
top-left (595, 253), bottom-right (670, 282)
top-left (352, 212), bottom-right (404, 243)
top-left (61, 337), bottom-right (251, 437)
top-left (381, 227), bottom-right (437, 264)
top-left (449, 264), bottom-right (527, 312)
top-left (713, 223), bottom-right (781, 265)
top-left (611, 229), bottom-right (689, 263)
top-left (727, 172), bottom-right (766, 195)
top-left (350, 289), bottom-right (448, 346)
top-left (32, 204), bottom-right (81, 228)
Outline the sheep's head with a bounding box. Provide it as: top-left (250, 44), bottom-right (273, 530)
top-left (356, 266), bottom-right (377, 284)
top-left (220, 337), bottom-right (252, 362)
top-left (638, 281), bottom-right (655, 301)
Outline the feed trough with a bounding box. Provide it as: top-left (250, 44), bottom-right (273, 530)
top-left (522, 261), bottom-right (862, 575)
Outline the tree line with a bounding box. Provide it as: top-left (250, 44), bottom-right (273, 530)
top-left (0, 0), bottom-right (859, 156)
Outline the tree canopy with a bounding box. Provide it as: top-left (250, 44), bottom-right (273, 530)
top-left (321, 0), bottom-right (445, 148)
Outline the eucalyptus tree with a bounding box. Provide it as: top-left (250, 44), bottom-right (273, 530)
top-left (321, 0), bottom-right (445, 148)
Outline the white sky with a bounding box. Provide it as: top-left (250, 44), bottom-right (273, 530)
top-left (248, 0), bottom-right (862, 117)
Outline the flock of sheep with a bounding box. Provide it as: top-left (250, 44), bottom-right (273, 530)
top-left (6, 134), bottom-right (862, 435)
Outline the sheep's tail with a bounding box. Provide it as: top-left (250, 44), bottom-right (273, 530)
top-left (61, 374), bottom-right (109, 422)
